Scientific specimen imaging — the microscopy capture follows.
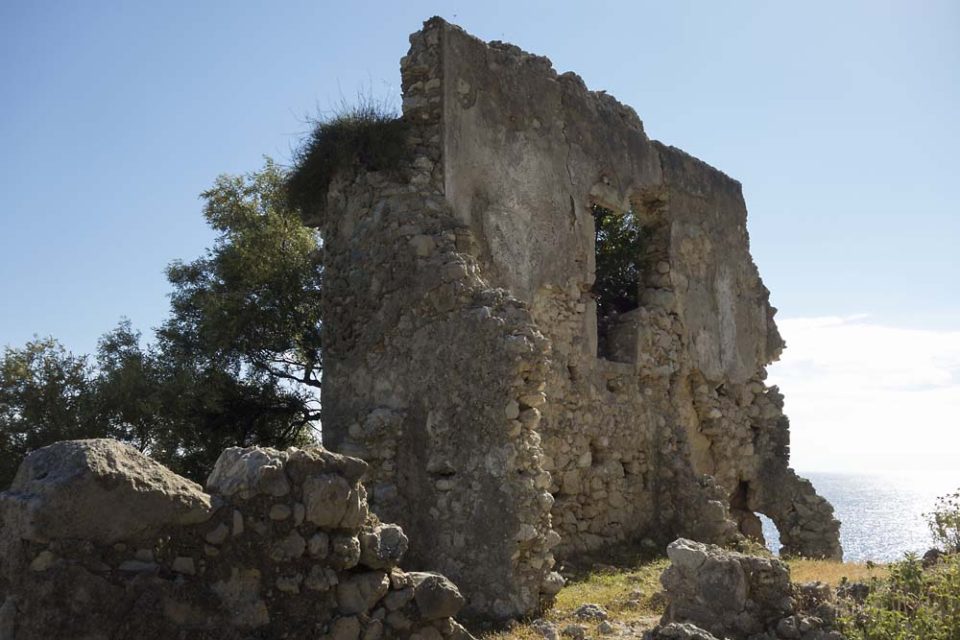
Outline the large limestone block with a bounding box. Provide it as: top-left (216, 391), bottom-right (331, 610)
top-left (666, 539), bottom-right (708, 572)
top-left (303, 474), bottom-right (367, 529)
top-left (336, 571), bottom-right (390, 615)
top-left (284, 447), bottom-right (368, 484)
top-left (206, 447), bottom-right (291, 499)
top-left (360, 523), bottom-right (409, 569)
top-left (1, 439), bottom-right (213, 544)
top-left (206, 446), bottom-right (369, 501)
top-left (659, 539), bottom-right (795, 639)
top-left (409, 572), bottom-right (466, 620)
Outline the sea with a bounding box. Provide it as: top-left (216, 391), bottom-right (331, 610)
top-left (759, 471), bottom-right (959, 562)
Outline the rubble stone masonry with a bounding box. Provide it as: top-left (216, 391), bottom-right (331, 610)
top-left (308, 17), bottom-right (842, 621)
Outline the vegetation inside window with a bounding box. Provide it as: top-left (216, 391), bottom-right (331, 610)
top-left (593, 204), bottom-right (643, 359)
top-left (286, 103), bottom-right (411, 218)
top-left (593, 204), bottom-right (642, 317)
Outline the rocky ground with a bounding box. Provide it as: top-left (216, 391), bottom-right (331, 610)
top-left (481, 542), bottom-right (887, 640)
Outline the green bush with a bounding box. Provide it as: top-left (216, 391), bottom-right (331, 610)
top-left (592, 204), bottom-right (643, 318)
top-left (286, 102), bottom-right (410, 218)
top-left (927, 489), bottom-right (960, 553)
top-left (1, 160), bottom-right (323, 486)
top-left (839, 489), bottom-right (960, 639)
top-left (839, 553), bottom-right (960, 639)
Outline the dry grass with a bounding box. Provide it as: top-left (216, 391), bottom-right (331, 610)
top-left (554, 559), bottom-right (670, 620)
top-left (479, 553), bottom-right (892, 640)
top-left (786, 558), bottom-right (889, 586)
top-left (480, 558), bottom-right (669, 640)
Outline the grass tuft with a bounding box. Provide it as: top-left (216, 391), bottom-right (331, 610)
top-left (787, 558), bottom-right (889, 586)
top-left (286, 97), bottom-right (410, 218)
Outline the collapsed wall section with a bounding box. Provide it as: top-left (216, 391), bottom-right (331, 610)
top-left (0, 439), bottom-right (473, 640)
top-left (311, 16), bottom-right (841, 622)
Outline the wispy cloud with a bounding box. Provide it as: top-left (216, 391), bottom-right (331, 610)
top-left (767, 316), bottom-right (960, 473)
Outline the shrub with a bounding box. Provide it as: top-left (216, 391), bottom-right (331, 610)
top-left (927, 488), bottom-right (960, 553)
top-left (835, 489), bottom-right (960, 639)
top-left (839, 552), bottom-right (960, 639)
top-left (286, 101), bottom-right (410, 218)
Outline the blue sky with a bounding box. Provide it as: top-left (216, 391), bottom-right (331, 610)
top-left (1, 1), bottom-right (957, 471)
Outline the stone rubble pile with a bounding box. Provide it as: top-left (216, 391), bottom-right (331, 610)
top-left (646, 539), bottom-right (842, 640)
top-left (0, 438), bottom-right (474, 640)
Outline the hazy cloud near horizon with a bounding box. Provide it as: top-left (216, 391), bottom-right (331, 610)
top-left (768, 316), bottom-right (960, 474)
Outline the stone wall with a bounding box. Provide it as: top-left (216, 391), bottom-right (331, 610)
top-left (650, 538), bottom-right (842, 640)
top-left (310, 17), bottom-right (841, 621)
top-left (0, 439), bottom-right (473, 640)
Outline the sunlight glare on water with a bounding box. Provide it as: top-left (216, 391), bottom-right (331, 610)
top-left (760, 471), bottom-right (959, 562)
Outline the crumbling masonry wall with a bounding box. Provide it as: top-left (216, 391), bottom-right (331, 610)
top-left (0, 439), bottom-right (474, 639)
top-left (312, 18), bottom-right (842, 621)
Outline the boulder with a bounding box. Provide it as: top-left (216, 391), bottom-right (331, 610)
top-left (206, 447), bottom-right (290, 499)
top-left (336, 571), bottom-right (390, 615)
top-left (655, 539), bottom-right (838, 640)
top-left (662, 539), bottom-right (790, 636)
top-left (1, 439), bottom-right (213, 544)
top-left (530, 618), bottom-right (558, 640)
top-left (330, 615), bottom-right (362, 640)
top-left (360, 524), bottom-right (409, 569)
top-left (573, 603), bottom-right (607, 621)
top-left (560, 625), bottom-right (586, 640)
top-left (285, 447), bottom-right (368, 485)
top-left (303, 474), bottom-right (367, 529)
top-left (541, 571), bottom-right (566, 596)
top-left (645, 622), bottom-right (720, 640)
top-left (666, 538), bottom-right (708, 572)
top-left (922, 547), bottom-right (943, 568)
top-left (410, 572), bottom-right (466, 620)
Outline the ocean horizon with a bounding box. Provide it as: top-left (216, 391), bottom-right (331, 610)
top-left (760, 470), bottom-right (958, 562)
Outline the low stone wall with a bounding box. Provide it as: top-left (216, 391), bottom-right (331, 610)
top-left (650, 539), bottom-right (842, 640)
top-left (0, 439), bottom-right (473, 640)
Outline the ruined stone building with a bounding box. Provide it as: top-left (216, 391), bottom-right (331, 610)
top-left (307, 18), bottom-right (842, 621)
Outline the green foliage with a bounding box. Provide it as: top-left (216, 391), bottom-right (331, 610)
top-left (926, 489), bottom-right (960, 553)
top-left (839, 488), bottom-right (960, 638)
top-left (839, 552), bottom-right (960, 639)
top-left (93, 320), bottom-right (165, 452)
top-left (163, 158), bottom-right (322, 392)
top-left (0, 159), bottom-right (323, 485)
top-left (286, 102), bottom-right (410, 217)
top-left (152, 158), bottom-right (323, 478)
top-left (0, 339), bottom-right (102, 485)
top-left (592, 204), bottom-right (643, 318)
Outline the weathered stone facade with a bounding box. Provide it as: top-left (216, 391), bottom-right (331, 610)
top-left (310, 18), bottom-right (841, 621)
top-left (0, 439), bottom-right (473, 639)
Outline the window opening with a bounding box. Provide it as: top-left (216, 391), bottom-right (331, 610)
top-left (592, 204), bottom-right (642, 359)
